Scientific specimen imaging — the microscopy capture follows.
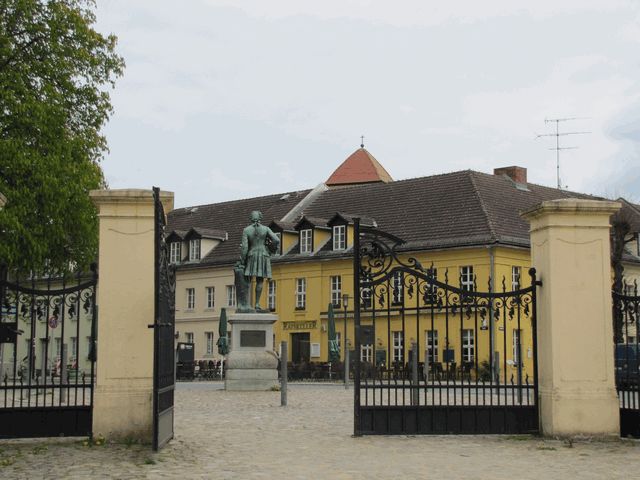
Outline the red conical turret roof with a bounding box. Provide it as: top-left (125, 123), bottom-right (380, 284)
top-left (326, 148), bottom-right (393, 186)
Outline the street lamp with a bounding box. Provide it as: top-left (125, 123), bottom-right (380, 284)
top-left (342, 293), bottom-right (349, 389)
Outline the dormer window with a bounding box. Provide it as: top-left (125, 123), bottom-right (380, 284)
top-left (333, 225), bottom-right (346, 250)
top-left (300, 229), bottom-right (312, 254)
top-left (169, 242), bottom-right (181, 264)
top-left (189, 239), bottom-right (201, 261)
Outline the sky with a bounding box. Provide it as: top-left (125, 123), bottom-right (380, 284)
top-left (95, 0), bottom-right (640, 208)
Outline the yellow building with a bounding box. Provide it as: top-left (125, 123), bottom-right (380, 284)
top-left (167, 148), bottom-right (640, 381)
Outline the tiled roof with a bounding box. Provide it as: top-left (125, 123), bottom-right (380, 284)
top-left (168, 169), bottom-right (617, 268)
top-left (167, 189), bottom-right (312, 267)
top-left (326, 148), bottom-right (393, 186)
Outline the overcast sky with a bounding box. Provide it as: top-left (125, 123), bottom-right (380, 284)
top-left (96, 0), bottom-right (640, 208)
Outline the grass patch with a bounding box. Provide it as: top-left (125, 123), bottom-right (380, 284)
top-left (31, 445), bottom-right (48, 455)
top-left (144, 457), bottom-right (156, 465)
top-left (536, 445), bottom-right (557, 451)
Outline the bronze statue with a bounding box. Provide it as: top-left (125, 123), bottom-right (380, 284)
top-left (235, 210), bottom-right (280, 312)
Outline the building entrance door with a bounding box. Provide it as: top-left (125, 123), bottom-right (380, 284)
top-left (291, 333), bottom-right (310, 363)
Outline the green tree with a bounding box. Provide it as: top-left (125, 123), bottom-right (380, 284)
top-left (0, 0), bottom-right (124, 273)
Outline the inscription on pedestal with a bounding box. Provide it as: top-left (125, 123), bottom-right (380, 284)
top-left (240, 330), bottom-right (266, 347)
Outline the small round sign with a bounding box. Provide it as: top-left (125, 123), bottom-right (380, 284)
top-left (48, 315), bottom-right (58, 329)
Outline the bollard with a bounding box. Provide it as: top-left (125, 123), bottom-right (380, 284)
top-left (280, 341), bottom-right (287, 406)
top-left (411, 342), bottom-right (418, 406)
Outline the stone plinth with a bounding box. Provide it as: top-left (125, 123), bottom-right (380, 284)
top-left (225, 313), bottom-right (279, 391)
top-left (522, 198), bottom-right (621, 438)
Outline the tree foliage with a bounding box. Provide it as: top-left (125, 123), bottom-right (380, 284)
top-left (0, 0), bottom-right (124, 273)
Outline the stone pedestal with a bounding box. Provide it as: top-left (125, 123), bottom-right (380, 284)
top-left (522, 199), bottom-right (621, 437)
top-left (225, 313), bottom-right (279, 391)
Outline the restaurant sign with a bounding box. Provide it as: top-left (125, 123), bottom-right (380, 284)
top-left (282, 320), bottom-right (317, 331)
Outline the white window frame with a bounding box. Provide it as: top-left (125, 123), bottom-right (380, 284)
top-left (460, 266), bottom-right (474, 292)
top-left (186, 288), bottom-right (195, 310)
top-left (274, 232), bottom-right (282, 255)
top-left (335, 331), bottom-right (342, 353)
top-left (226, 285), bottom-right (236, 307)
top-left (426, 330), bottom-right (439, 364)
top-left (512, 266), bottom-right (521, 291)
top-left (55, 338), bottom-right (62, 358)
top-left (392, 331), bottom-right (404, 363)
top-left (361, 344), bottom-right (373, 363)
top-left (86, 336), bottom-right (92, 360)
top-left (205, 332), bottom-right (214, 355)
top-left (268, 280), bottom-right (276, 311)
top-left (185, 332), bottom-right (194, 344)
top-left (392, 271), bottom-right (403, 304)
top-left (300, 229), bottom-right (312, 254)
top-left (333, 225), bottom-right (346, 250)
top-left (170, 242), bottom-right (181, 263)
top-left (206, 286), bottom-right (215, 309)
top-left (361, 287), bottom-right (372, 309)
top-left (189, 238), bottom-right (201, 261)
top-left (462, 329), bottom-right (475, 363)
top-left (512, 329), bottom-right (521, 365)
top-left (70, 336), bottom-right (78, 359)
top-left (331, 275), bottom-right (342, 307)
top-left (296, 278), bottom-right (306, 309)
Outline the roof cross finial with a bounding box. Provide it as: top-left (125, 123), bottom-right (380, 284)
top-left (360, 135), bottom-right (365, 148)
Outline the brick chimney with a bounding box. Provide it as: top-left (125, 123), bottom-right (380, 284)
top-left (494, 166), bottom-right (527, 185)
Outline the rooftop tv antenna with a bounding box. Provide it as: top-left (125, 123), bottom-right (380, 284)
top-left (536, 117), bottom-right (590, 189)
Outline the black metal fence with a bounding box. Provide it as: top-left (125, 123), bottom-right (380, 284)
top-left (353, 221), bottom-right (540, 435)
top-left (613, 280), bottom-right (640, 438)
top-left (0, 265), bottom-right (97, 438)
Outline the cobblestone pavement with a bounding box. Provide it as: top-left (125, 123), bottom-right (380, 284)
top-left (1, 382), bottom-right (640, 479)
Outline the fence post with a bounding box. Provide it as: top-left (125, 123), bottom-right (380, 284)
top-left (522, 199), bottom-right (621, 437)
top-left (89, 189), bottom-right (174, 442)
top-left (60, 343), bottom-right (67, 403)
top-left (280, 341), bottom-right (287, 407)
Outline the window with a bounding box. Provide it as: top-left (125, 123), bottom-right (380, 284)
top-left (70, 337), bottom-right (78, 358)
top-left (86, 336), bottom-right (92, 359)
top-left (512, 266), bottom-right (521, 291)
top-left (189, 239), bottom-right (201, 261)
top-left (361, 287), bottom-right (372, 309)
top-left (268, 280), bottom-right (276, 311)
top-left (296, 278), bottom-right (306, 309)
top-left (333, 225), bottom-right (346, 250)
top-left (392, 271), bottom-right (403, 304)
top-left (512, 329), bottom-right (521, 365)
top-left (205, 332), bottom-right (214, 355)
top-left (186, 332), bottom-right (194, 344)
top-left (226, 285), bottom-right (236, 307)
top-left (426, 330), bottom-right (439, 363)
top-left (300, 229), bottom-right (312, 254)
top-left (361, 344), bottom-right (373, 363)
top-left (206, 287), bottom-right (215, 309)
top-left (54, 337), bottom-right (62, 358)
top-left (170, 242), bottom-right (181, 263)
top-left (330, 276), bottom-right (342, 307)
top-left (393, 331), bottom-right (404, 363)
top-left (335, 332), bottom-right (342, 352)
top-left (462, 329), bottom-right (475, 362)
top-left (274, 232), bottom-right (282, 255)
top-left (460, 266), bottom-right (474, 292)
top-left (186, 288), bottom-right (195, 310)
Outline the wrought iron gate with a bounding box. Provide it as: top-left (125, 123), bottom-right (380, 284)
top-left (613, 282), bottom-right (640, 438)
top-left (353, 220), bottom-right (540, 435)
top-left (151, 187), bottom-right (176, 451)
top-left (0, 265), bottom-right (98, 438)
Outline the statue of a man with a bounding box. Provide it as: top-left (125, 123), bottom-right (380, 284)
top-left (239, 210), bottom-right (280, 311)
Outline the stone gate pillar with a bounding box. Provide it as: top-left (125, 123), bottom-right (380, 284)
top-left (522, 198), bottom-right (620, 437)
top-left (90, 189), bottom-right (174, 441)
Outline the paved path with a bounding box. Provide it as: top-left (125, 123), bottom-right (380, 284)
top-left (1, 382), bottom-right (639, 479)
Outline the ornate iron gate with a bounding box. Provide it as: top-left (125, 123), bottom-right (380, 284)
top-left (151, 187), bottom-right (176, 451)
top-left (0, 265), bottom-right (98, 438)
top-left (613, 282), bottom-right (640, 438)
top-left (353, 220), bottom-right (540, 435)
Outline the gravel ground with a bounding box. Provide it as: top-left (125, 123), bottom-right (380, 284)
top-left (1, 382), bottom-right (639, 479)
